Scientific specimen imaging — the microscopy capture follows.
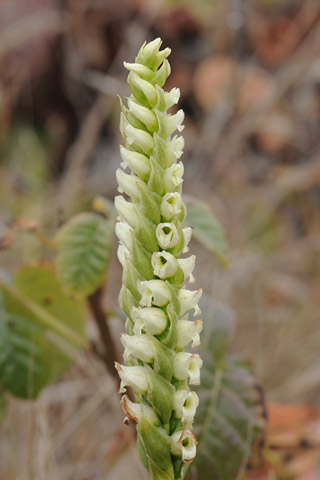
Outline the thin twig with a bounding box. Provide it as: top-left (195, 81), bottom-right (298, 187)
top-left (87, 288), bottom-right (120, 384)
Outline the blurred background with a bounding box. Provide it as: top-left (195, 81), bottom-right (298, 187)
top-left (0, 0), bottom-right (319, 479)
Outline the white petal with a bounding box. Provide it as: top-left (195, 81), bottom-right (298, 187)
top-left (152, 251), bottom-right (178, 279)
top-left (138, 279), bottom-right (172, 307)
top-left (176, 319), bottom-right (203, 349)
top-left (131, 306), bottom-right (168, 335)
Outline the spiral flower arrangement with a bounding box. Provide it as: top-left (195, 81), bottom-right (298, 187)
top-left (114, 38), bottom-right (203, 480)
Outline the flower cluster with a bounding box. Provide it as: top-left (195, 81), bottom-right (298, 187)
top-left (115, 38), bottom-right (202, 480)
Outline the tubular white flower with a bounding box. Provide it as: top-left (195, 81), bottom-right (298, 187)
top-left (125, 123), bottom-right (155, 156)
top-left (116, 168), bottom-right (146, 200)
top-left (182, 226), bottom-right (193, 253)
top-left (178, 255), bottom-right (196, 283)
top-left (121, 395), bottom-right (158, 424)
top-left (178, 288), bottom-right (202, 316)
top-left (176, 319), bottom-right (203, 350)
top-left (163, 162), bottom-right (184, 192)
top-left (173, 390), bottom-right (199, 423)
top-left (117, 244), bottom-right (130, 269)
top-left (152, 251), bottom-right (178, 279)
top-left (128, 72), bottom-right (158, 106)
top-left (164, 110), bottom-right (185, 136)
top-left (138, 279), bottom-right (172, 307)
top-left (170, 429), bottom-right (197, 462)
top-left (123, 62), bottom-right (154, 80)
top-left (121, 333), bottom-right (156, 363)
top-left (120, 145), bottom-right (151, 180)
top-left (115, 363), bottom-right (149, 394)
top-left (115, 221), bottom-right (133, 251)
top-left (160, 192), bottom-right (184, 220)
top-left (164, 87), bottom-right (180, 109)
top-left (132, 306), bottom-right (168, 335)
top-left (156, 222), bottom-right (180, 249)
top-left (128, 98), bottom-right (158, 131)
top-left (173, 352), bottom-right (203, 385)
top-left (114, 195), bottom-right (138, 229)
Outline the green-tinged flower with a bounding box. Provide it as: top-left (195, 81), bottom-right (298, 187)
top-left (115, 38), bottom-right (202, 480)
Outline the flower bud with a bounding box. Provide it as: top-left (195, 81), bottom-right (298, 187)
top-left (178, 288), bottom-right (202, 316)
top-left (173, 352), bottom-right (203, 385)
top-left (114, 195), bottom-right (137, 229)
top-left (115, 363), bottom-right (149, 393)
top-left (163, 162), bottom-right (184, 192)
top-left (156, 222), bottom-right (180, 249)
top-left (164, 110), bottom-right (185, 137)
top-left (152, 251), bottom-right (178, 279)
top-left (138, 279), bottom-right (172, 307)
top-left (176, 319), bottom-right (203, 350)
top-left (164, 87), bottom-right (180, 109)
top-left (128, 98), bottom-right (158, 132)
top-left (173, 390), bottom-right (199, 423)
top-left (132, 306), bottom-right (168, 335)
top-left (160, 192), bottom-right (185, 221)
top-left (177, 255), bottom-right (196, 283)
top-left (170, 429), bottom-right (197, 462)
top-left (125, 124), bottom-right (154, 156)
top-left (120, 145), bottom-right (150, 180)
top-left (182, 226), bottom-right (192, 253)
top-left (116, 168), bottom-right (146, 200)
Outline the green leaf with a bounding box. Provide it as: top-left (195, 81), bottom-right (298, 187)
top-left (0, 265), bottom-right (87, 399)
top-left (191, 298), bottom-right (265, 480)
top-left (55, 213), bottom-right (114, 296)
top-left (185, 197), bottom-right (229, 267)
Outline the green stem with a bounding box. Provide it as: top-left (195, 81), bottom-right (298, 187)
top-left (0, 282), bottom-right (88, 349)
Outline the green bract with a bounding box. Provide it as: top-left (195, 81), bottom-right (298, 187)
top-left (115, 38), bottom-right (202, 480)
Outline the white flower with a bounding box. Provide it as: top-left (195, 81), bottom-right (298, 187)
top-left (115, 221), bottom-right (133, 251)
top-left (114, 363), bottom-right (149, 393)
top-left (173, 352), bottom-right (202, 385)
top-left (128, 72), bottom-right (158, 107)
top-left (128, 98), bottom-right (158, 131)
top-left (121, 394), bottom-right (158, 424)
top-left (125, 123), bottom-right (154, 156)
top-left (156, 222), bottom-right (180, 249)
top-left (123, 62), bottom-right (153, 80)
top-left (163, 162), bottom-right (184, 191)
top-left (178, 288), bottom-right (202, 316)
top-left (160, 192), bottom-right (183, 220)
top-left (138, 279), bottom-right (172, 307)
top-left (164, 110), bottom-right (185, 136)
top-left (132, 306), bottom-right (168, 335)
top-left (182, 226), bottom-right (192, 253)
top-left (117, 244), bottom-right (131, 269)
top-left (177, 255), bottom-right (196, 283)
top-left (152, 251), bottom-right (178, 279)
top-left (114, 195), bottom-right (137, 229)
top-left (164, 87), bottom-right (180, 109)
top-left (121, 333), bottom-right (156, 363)
top-left (176, 319), bottom-right (203, 349)
top-left (120, 145), bottom-right (150, 180)
top-left (116, 168), bottom-right (146, 200)
top-left (173, 390), bottom-right (199, 423)
top-left (170, 429), bottom-right (197, 463)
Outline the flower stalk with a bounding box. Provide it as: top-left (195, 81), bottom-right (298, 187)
top-left (115, 38), bottom-right (202, 480)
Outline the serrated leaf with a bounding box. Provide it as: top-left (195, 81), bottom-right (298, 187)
top-left (55, 213), bottom-right (114, 296)
top-left (0, 265), bottom-right (86, 399)
top-left (185, 197), bottom-right (229, 267)
top-left (191, 299), bottom-right (265, 480)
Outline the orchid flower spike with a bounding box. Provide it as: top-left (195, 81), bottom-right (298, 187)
top-left (115, 37), bottom-right (202, 480)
